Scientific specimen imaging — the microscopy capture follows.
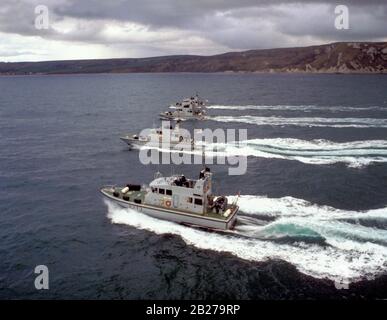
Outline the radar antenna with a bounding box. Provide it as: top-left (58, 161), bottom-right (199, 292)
top-left (154, 171), bottom-right (163, 179)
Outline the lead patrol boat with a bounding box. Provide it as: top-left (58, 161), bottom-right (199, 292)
top-left (101, 168), bottom-right (239, 230)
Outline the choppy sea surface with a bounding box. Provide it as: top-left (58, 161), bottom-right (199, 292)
top-left (0, 73), bottom-right (387, 299)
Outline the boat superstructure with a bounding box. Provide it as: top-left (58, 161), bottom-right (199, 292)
top-left (159, 95), bottom-right (207, 120)
top-left (101, 169), bottom-right (238, 230)
top-left (120, 120), bottom-right (194, 150)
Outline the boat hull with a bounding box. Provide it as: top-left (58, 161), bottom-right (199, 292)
top-left (159, 113), bottom-right (205, 121)
top-left (101, 188), bottom-right (238, 230)
top-left (120, 136), bottom-right (194, 150)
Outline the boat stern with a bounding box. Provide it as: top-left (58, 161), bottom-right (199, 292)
top-left (226, 205), bottom-right (239, 229)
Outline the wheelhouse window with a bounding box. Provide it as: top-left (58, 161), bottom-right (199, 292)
top-left (166, 189), bottom-right (172, 196)
top-left (158, 188), bottom-right (165, 194)
top-left (187, 197), bottom-right (193, 203)
top-left (151, 187), bottom-right (157, 193)
top-left (194, 198), bottom-right (203, 206)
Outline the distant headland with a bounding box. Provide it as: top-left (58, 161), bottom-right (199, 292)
top-left (1, 42), bottom-right (386, 75)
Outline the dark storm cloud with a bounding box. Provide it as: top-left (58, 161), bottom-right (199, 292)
top-left (0, 1), bottom-right (38, 36)
top-left (0, 0), bottom-right (386, 59)
top-left (53, 0), bottom-right (387, 29)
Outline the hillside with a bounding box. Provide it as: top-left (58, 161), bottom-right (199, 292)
top-left (0, 42), bottom-right (386, 75)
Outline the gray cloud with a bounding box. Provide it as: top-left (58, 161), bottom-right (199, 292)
top-left (0, 0), bottom-right (386, 61)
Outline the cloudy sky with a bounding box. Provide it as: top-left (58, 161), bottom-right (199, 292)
top-left (0, 0), bottom-right (386, 62)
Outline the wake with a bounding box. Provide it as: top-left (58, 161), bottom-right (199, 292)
top-left (208, 104), bottom-right (386, 112)
top-left (209, 138), bottom-right (387, 168)
top-left (136, 138), bottom-right (387, 168)
top-left (210, 115), bottom-right (387, 128)
top-left (105, 195), bottom-right (387, 284)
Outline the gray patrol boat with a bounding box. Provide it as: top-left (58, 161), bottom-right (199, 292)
top-left (101, 168), bottom-right (239, 230)
top-left (159, 95), bottom-right (207, 120)
top-left (120, 120), bottom-right (194, 150)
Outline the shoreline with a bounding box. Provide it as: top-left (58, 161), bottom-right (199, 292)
top-left (0, 70), bottom-right (386, 77)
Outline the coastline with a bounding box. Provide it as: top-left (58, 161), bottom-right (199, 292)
top-left (1, 42), bottom-right (386, 77)
top-left (1, 70), bottom-right (386, 77)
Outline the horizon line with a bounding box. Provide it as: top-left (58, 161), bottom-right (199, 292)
top-left (1, 40), bottom-right (385, 64)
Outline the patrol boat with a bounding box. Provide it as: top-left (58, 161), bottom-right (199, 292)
top-left (120, 120), bottom-right (194, 150)
top-left (159, 95), bottom-right (207, 120)
top-left (101, 168), bottom-right (239, 230)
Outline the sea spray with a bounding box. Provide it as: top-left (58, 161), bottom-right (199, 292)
top-left (137, 138), bottom-right (387, 167)
top-left (105, 197), bottom-right (387, 284)
top-left (210, 115), bottom-right (387, 128)
top-left (208, 104), bottom-right (385, 112)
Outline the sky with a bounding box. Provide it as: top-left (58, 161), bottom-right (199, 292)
top-left (0, 0), bottom-right (386, 62)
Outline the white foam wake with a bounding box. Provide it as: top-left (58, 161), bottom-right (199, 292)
top-left (208, 105), bottom-right (385, 112)
top-left (209, 138), bottom-right (387, 168)
top-left (105, 196), bottom-right (387, 284)
top-left (135, 138), bottom-right (387, 168)
top-left (229, 195), bottom-right (387, 220)
top-left (210, 115), bottom-right (387, 128)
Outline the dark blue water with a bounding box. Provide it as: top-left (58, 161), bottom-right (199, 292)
top-left (1, 73), bottom-right (387, 299)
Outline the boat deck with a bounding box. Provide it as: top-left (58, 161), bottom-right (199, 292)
top-left (103, 187), bottom-right (236, 221)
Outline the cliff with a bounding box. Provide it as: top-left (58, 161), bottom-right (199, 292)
top-left (1, 42), bottom-right (386, 75)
